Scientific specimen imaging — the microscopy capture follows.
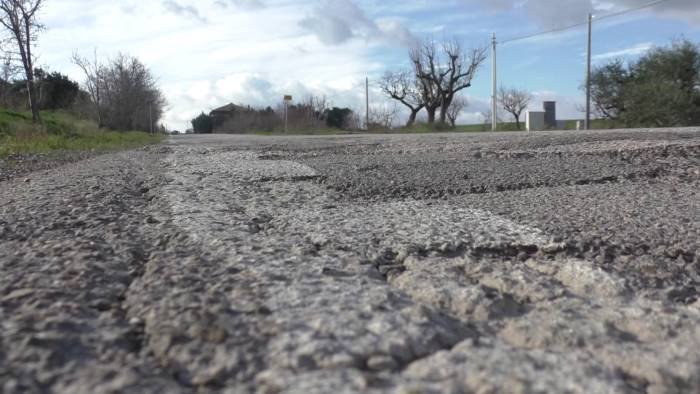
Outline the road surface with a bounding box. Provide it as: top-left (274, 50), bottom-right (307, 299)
top-left (1, 128), bottom-right (699, 393)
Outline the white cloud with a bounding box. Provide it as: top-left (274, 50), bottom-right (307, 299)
top-left (592, 42), bottom-right (653, 62)
top-left (609, 0), bottom-right (700, 27)
top-left (298, 0), bottom-right (416, 46)
top-left (524, 0), bottom-right (594, 28)
top-left (456, 95), bottom-right (492, 125)
top-left (31, 0), bottom-right (698, 132)
top-left (457, 0), bottom-right (594, 28)
top-left (186, 81), bottom-right (214, 103)
top-left (459, 0), bottom-right (700, 27)
top-left (162, 0), bottom-right (208, 23)
top-left (215, 0), bottom-right (266, 10)
top-left (215, 74), bottom-right (274, 105)
top-left (37, 0), bottom-right (387, 131)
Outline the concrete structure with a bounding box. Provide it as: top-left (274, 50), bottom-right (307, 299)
top-left (526, 111), bottom-right (545, 131)
top-left (210, 103), bottom-right (255, 132)
top-left (544, 101), bottom-right (557, 129)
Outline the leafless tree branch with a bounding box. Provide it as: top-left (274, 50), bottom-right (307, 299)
top-left (446, 95), bottom-right (468, 127)
top-left (379, 69), bottom-right (425, 127)
top-left (498, 86), bottom-right (532, 130)
top-left (409, 37), bottom-right (487, 125)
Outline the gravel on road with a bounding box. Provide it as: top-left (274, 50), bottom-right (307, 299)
top-left (0, 151), bottom-right (100, 183)
top-left (1, 128), bottom-right (699, 393)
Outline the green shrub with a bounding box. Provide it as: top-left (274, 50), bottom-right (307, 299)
top-left (0, 119), bottom-right (13, 136)
top-left (0, 108), bottom-right (163, 158)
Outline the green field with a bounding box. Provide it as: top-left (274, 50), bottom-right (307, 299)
top-left (0, 109), bottom-right (163, 158)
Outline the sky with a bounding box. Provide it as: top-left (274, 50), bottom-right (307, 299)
top-left (36, 0), bottom-right (700, 131)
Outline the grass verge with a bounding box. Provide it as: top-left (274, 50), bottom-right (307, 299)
top-left (244, 119), bottom-right (618, 136)
top-left (0, 109), bottom-right (163, 158)
top-left (397, 119), bottom-right (617, 133)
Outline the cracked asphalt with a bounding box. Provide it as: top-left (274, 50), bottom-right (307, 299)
top-left (1, 128), bottom-right (699, 393)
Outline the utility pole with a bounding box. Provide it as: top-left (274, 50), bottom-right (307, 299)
top-left (492, 33), bottom-right (497, 132)
top-left (366, 77), bottom-right (370, 131)
top-left (283, 95), bottom-right (292, 133)
top-left (585, 13), bottom-right (592, 130)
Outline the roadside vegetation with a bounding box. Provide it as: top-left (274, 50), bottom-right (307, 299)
top-left (589, 39), bottom-right (700, 128)
top-left (0, 60), bottom-right (165, 158)
top-left (0, 1), bottom-right (166, 160)
top-left (0, 109), bottom-right (162, 158)
top-left (191, 97), bottom-right (362, 134)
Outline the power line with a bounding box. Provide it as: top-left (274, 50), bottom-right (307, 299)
top-left (595, 0), bottom-right (672, 22)
top-left (500, 0), bottom-right (674, 45)
top-left (500, 20), bottom-right (588, 45)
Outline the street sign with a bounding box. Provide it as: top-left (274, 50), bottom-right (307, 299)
top-left (283, 95), bottom-right (293, 102)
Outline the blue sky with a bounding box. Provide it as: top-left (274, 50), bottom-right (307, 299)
top-left (37, 0), bottom-right (700, 130)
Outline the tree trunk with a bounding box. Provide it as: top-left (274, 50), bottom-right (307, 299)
top-left (405, 109), bottom-right (419, 127)
top-left (24, 22), bottom-right (39, 124)
top-left (439, 95), bottom-right (454, 125)
top-left (26, 75), bottom-right (40, 123)
top-left (15, 15), bottom-right (41, 124)
top-left (426, 107), bottom-right (437, 124)
top-left (439, 104), bottom-right (449, 124)
top-left (515, 115), bottom-right (521, 131)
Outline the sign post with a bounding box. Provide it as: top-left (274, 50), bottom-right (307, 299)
top-left (585, 13), bottom-right (593, 130)
top-left (283, 95), bottom-right (293, 133)
top-left (492, 33), bottom-right (497, 132)
top-left (366, 77), bottom-right (369, 131)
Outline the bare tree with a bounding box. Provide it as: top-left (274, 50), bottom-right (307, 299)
top-left (344, 110), bottom-right (362, 130)
top-left (446, 95), bottom-right (468, 127)
top-left (293, 94), bottom-right (329, 128)
top-left (72, 53), bottom-right (166, 132)
top-left (310, 94), bottom-right (329, 126)
top-left (409, 41), bottom-right (442, 124)
top-left (72, 50), bottom-right (105, 127)
top-left (438, 40), bottom-right (487, 124)
top-left (279, 94), bottom-right (329, 130)
top-left (99, 53), bottom-right (165, 132)
top-left (368, 103), bottom-right (398, 130)
top-left (481, 109), bottom-right (503, 126)
top-left (312, 95), bottom-right (329, 115)
top-left (498, 86), bottom-right (531, 130)
top-left (379, 69), bottom-right (424, 127)
top-left (410, 38), bottom-right (487, 125)
top-left (0, 0), bottom-right (43, 123)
